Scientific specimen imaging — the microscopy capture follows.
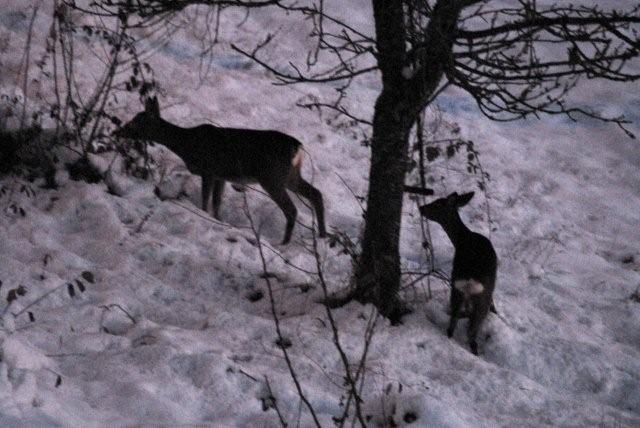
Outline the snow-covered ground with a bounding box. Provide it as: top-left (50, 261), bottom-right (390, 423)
top-left (1, 1), bottom-right (639, 426)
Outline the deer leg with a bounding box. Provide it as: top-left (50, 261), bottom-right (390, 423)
top-left (261, 182), bottom-right (297, 245)
top-left (467, 298), bottom-right (490, 356)
top-left (201, 173), bottom-right (213, 214)
top-left (211, 179), bottom-right (225, 220)
top-left (289, 178), bottom-right (326, 238)
top-left (447, 288), bottom-right (464, 338)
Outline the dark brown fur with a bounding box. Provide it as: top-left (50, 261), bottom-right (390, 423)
top-left (115, 97), bottom-right (326, 244)
top-left (419, 191), bottom-right (497, 355)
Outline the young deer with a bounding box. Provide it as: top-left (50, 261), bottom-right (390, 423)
top-left (419, 192), bottom-right (497, 355)
top-left (115, 97), bottom-right (326, 244)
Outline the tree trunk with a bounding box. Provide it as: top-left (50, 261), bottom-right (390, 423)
top-left (353, 89), bottom-right (414, 322)
top-left (353, 0), bottom-right (462, 322)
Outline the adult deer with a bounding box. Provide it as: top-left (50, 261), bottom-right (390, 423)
top-left (419, 192), bottom-right (497, 355)
top-left (115, 97), bottom-right (326, 244)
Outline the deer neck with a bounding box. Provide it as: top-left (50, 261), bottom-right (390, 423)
top-left (148, 118), bottom-right (193, 154)
top-left (439, 212), bottom-right (471, 249)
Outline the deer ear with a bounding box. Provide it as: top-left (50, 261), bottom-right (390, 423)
top-left (456, 192), bottom-right (475, 207)
top-left (446, 192), bottom-right (459, 205)
top-left (145, 97), bottom-right (160, 116)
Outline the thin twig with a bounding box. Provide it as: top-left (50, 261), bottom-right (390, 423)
top-left (19, 5), bottom-right (39, 130)
top-left (307, 217), bottom-right (368, 426)
top-left (242, 194), bottom-right (321, 427)
top-left (264, 376), bottom-right (288, 427)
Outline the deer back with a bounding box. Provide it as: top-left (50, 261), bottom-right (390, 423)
top-left (451, 232), bottom-right (498, 294)
top-left (174, 125), bottom-right (302, 182)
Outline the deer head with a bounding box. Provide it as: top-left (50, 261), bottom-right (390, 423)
top-left (114, 97), bottom-right (162, 139)
top-left (418, 191), bottom-right (474, 224)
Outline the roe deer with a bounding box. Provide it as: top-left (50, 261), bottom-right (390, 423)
top-left (115, 97), bottom-right (326, 244)
top-left (419, 191), bottom-right (497, 355)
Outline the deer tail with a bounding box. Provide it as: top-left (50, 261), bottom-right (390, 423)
top-left (292, 145), bottom-right (304, 170)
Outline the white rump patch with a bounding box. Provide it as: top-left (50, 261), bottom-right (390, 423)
top-left (454, 279), bottom-right (485, 297)
top-left (292, 147), bottom-right (304, 169)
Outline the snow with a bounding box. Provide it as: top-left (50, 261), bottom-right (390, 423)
top-left (1, 0), bottom-right (640, 426)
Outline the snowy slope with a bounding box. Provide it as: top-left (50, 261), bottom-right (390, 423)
top-left (1, 1), bottom-right (640, 426)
